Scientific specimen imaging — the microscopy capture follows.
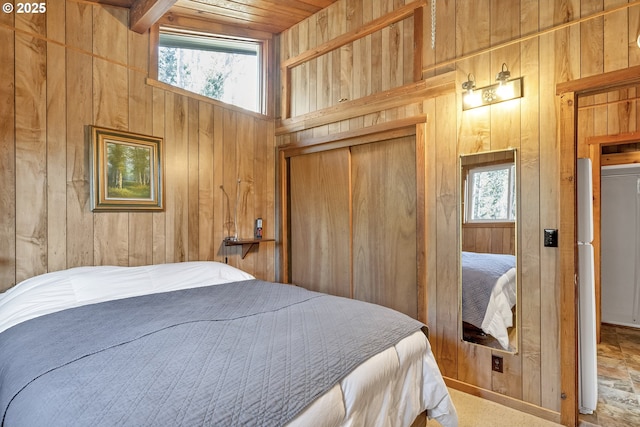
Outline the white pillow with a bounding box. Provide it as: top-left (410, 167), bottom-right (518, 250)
top-left (0, 262), bottom-right (254, 334)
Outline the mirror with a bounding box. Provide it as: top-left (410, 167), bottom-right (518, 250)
top-left (459, 149), bottom-right (518, 353)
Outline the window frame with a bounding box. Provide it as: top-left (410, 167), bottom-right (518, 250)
top-left (149, 24), bottom-right (273, 116)
top-left (464, 162), bottom-right (516, 224)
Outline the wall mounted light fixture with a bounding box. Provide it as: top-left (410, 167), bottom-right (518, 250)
top-left (462, 63), bottom-right (523, 111)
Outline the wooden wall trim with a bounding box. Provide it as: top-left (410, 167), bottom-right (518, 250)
top-left (149, 23), bottom-right (159, 80)
top-left (280, 116), bottom-right (426, 156)
top-left (577, 95), bottom-right (640, 111)
top-left (557, 64), bottom-right (640, 96)
top-left (278, 149), bottom-right (289, 284)
top-left (559, 60), bottom-right (640, 426)
top-left (277, 72), bottom-right (455, 135)
top-left (281, 0), bottom-right (426, 69)
top-left (413, 8), bottom-right (424, 81)
top-left (587, 131), bottom-right (640, 146)
top-left (146, 78), bottom-right (273, 120)
top-left (559, 91), bottom-right (578, 427)
top-left (416, 122), bottom-right (427, 325)
top-left (130, 0), bottom-right (177, 34)
top-left (158, 13), bottom-right (274, 41)
top-left (282, 127), bottom-right (416, 157)
top-left (280, 0), bottom-right (426, 119)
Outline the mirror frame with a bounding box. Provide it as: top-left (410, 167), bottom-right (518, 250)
top-left (458, 148), bottom-right (518, 354)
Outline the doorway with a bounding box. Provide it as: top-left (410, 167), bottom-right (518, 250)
top-left (583, 158), bottom-right (640, 426)
top-left (601, 164), bottom-right (640, 328)
top-left (557, 64), bottom-right (640, 427)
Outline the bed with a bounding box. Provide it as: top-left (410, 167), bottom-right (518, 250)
top-left (0, 262), bottom-right (457, 427)
top-left (461, 251), bottom-right (517, 351)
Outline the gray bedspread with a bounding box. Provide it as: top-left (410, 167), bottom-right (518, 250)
top-left (0, 280), bottom-right (423, 427)
top-left (461, 251), bottom-right (516, 329)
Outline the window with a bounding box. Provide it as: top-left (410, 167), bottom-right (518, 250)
top-left (465, 163), bottom-right (516, 222)
top-left (158, 30), bottom-right (263, 113)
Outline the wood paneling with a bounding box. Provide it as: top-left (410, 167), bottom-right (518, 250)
top-left (290, 149), bottom-right (351, 297)
top-left (461, 224), bottom-right (515, 255)
top-left (277, 0), bottom-right (640, 422)
top-left (0, 12), bottom-right (15, 291)
top-left (284, 1), bottom-right (425, 118)
top-left (352, 136), bottom-right (417, 318)
top-left (66, 1), bottom-right (95, 270)
top-left (86, 0), bottom-right (337, 34)
top-left (168, 0), bottom-right (337, 34)
top-left (15, 14), bottom-right (47, 283)
top-left (287, 133), bottom-right (418, 316)
top-left (47, 1), bottom-right (68, 273)
top-left (0, 1), bottom-right (276, 289)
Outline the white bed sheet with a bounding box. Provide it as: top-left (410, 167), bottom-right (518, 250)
top-left (288, 330), bottom-right (458, 427)
top-left (0, 263), bottom-right (458, 427)
top-left (0, 262), bottom-right (255, 334)
top-left (481, 267), bottom-right (517, 350)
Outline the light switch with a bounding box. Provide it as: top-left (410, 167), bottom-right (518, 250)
top-left (544, 229), bottom-right (558, 247)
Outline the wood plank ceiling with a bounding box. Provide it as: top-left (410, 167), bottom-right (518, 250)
top-left (89, 0), bottom-right (339, 34)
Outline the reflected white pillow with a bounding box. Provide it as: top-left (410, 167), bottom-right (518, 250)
top-left (0, 262), bottom-right (255, 334)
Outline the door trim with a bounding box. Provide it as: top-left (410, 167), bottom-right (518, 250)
top-left (557, 63), bottom-right (640, 427)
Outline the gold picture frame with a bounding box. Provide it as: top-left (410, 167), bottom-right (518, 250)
top-left (90, 126), bottom-right (164, 211)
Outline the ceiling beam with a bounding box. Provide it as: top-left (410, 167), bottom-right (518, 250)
top-left (130, 0), bottom-right (177, 33)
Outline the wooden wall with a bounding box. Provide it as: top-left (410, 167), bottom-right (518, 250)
top-left (461, 224), bottom-right (515, 255)
top-left (277, 0), bottom-right (640, 419)
top-left (0, 0), bottom-right (276, 291)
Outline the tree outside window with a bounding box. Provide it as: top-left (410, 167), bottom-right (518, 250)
top-left (465, 163), bottom-right (516, 222)
top-left (158, 31), bottom-right (261, 113)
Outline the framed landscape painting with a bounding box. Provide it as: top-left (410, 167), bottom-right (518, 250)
top-left (90, 126), bottom-right (164, 211)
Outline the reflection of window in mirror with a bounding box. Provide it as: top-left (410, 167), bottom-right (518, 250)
top-left (465, 163), bottom-right (516, 223)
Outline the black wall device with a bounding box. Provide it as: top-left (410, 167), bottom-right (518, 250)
top-left (544, 229), bottom-right (558, 247)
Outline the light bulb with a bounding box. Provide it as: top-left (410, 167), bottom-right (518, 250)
top-left (496, 82), bottom-right (514, 99)
top-left (463, 90), bottom-right (482, 108)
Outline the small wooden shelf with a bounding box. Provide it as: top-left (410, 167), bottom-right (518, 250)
top-left (224, 238), bottom-right (275, 259)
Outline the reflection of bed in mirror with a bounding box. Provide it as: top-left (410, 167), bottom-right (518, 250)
top-left (461, 251), bottom-right (516, 351)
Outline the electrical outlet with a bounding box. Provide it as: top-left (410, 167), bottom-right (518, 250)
top-left (492, 355), bottom-right (504, 373)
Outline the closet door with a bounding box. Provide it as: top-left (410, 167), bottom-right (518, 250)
top-left (601, 169), bottom-right (640, 327)
top-left (290, 149), bottom-right (351, 297)
top-left (352, 136), bottom-right (417, 318)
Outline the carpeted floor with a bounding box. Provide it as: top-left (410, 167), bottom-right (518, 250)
top-left (430, 325), bottom-right (640, 427)
top-left (429, 388), bottom-right (562, 427)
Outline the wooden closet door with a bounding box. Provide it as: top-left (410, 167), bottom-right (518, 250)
top-left (352, 136), bottom-right (417, 318)
top-left (289, 148), bottom-right (351, 297)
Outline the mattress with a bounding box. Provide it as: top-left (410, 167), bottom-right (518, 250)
top-left (0, 262), bottom-right (457, 427)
